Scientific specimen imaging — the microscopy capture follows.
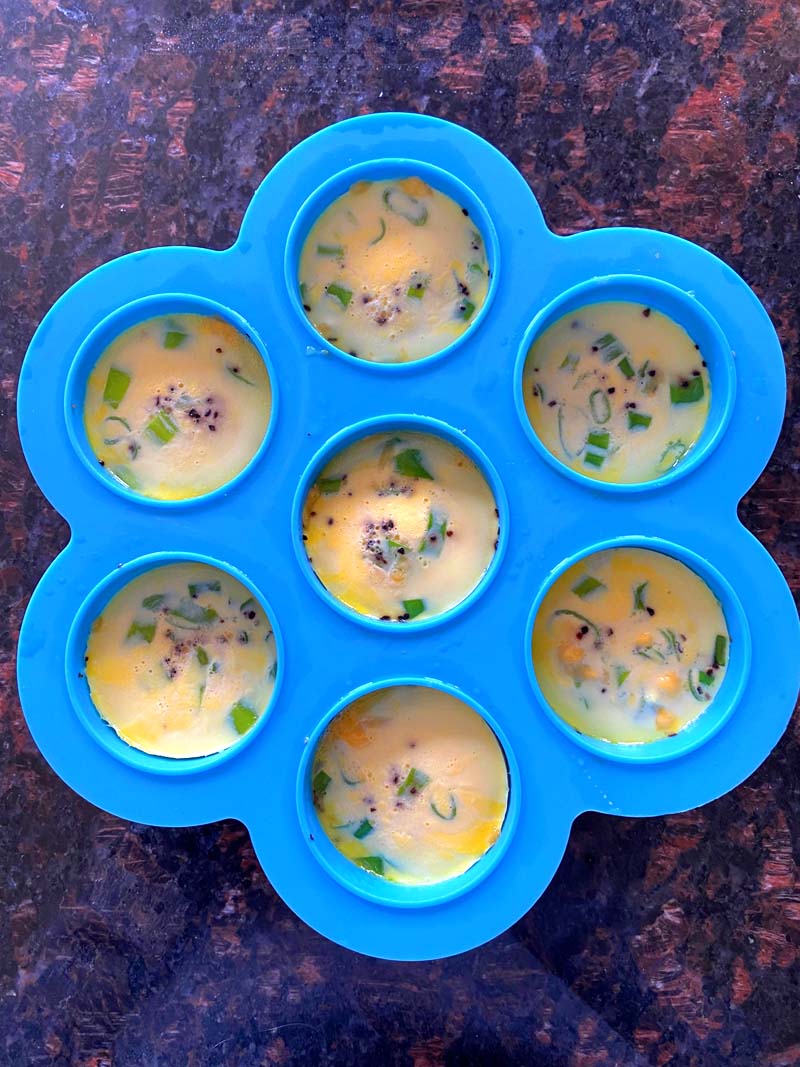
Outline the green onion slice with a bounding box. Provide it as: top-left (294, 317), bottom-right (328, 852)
top-left (660, 629), bottom-right (680, 657)
top-left (188, 580), bottom-right (221, 597)
top-left (468, 261), bottom-right (485, 275)
top-left (687, 669), bottom-right (706, 701)
top-left (326, 282), bottom-right (352, 308)
top-left (145, 410), bottom-right (179, 445)
top-left (615, 666), bottom-right (630, 686)
top-left (670, 377), bottom-right (704, 404)
top-left (394, 448), bottom-right (433, 480)
top-left (589, 389), bottom-right (611, 424)
top-left (312, 769), bottom-right (331, 799)
top-left (102, 367), bottom-right (131, 409)
top-left (559, 352), bottom-right (580, 373)
top-left (317, 243), bottom-right (344, 257)
top-left (382, 187), bottom-right (428, 225)
top-left (142, 594), bottom-right (165, 610)
top-left (369, 217), bottom-right (386, 245)
top-left (552, 609), bottom-right (601, 637)
top-left (456, 299), bottom-right (476, 321)
top-left (240, 597), bottom-right (257, 613)
top-left (656, 439), bottom-right (688, 473)
top-left (583, 451), bottom-right (604, 468)
top-left (397, 767), bottom-right (430, 795)
top-left (698, 670), bottom-right (715, 687)
top-left (164, 330), bottom-right (187, 349)
top-left (196, 646), bottom-right (209, 666)
top-left (587, 430), bottom-right (610, 450)
top-left (316, 476), bottom-right (343, 495)
top-left (353, 819), bottom-right (374, 840)
top-left (110, 465), bottom-right (141, 490)
top-left (167, 598), bottom-right (218, 627)
top-left (403, 598), bottom-right (426, 620)
top-left (431, 794), bottom-right (457, 820)
top-left (230, 701), bottom-right (257, 735)
top-left (419, 509), bottom-right (447, 556)
top-left (572, 575), bottom-right (605, 599)
top-left (627, 410), bottom-right (652, 430)
top-left (126, 620), bottom-right (155, 643)
top-left (594, 333), bottom-right (628, 363)
top-left (227, 365), bottom-right (255, 385)
top-left (714, 634), bottom-right (727, 667)
top-left (355, 856), bottom-right (385, 876)
top-left (618, 356), bottom-right (635, 379)
top-left (633, 581), bottom-right (649, 611)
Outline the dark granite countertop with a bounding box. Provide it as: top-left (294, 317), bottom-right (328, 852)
top-left (1, 1), bottom-right (798, 1064)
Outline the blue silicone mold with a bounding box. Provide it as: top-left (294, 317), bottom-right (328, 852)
top-left (16, 113), bottom-right (799, 961)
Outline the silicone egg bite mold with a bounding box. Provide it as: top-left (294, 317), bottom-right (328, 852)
top-left (17, 114), bottom-right (799, 961)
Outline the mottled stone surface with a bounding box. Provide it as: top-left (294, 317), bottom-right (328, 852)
top-left (1, 1), bottom-right (799, 1064)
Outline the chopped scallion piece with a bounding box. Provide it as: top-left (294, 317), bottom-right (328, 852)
top-left (618, 356), bottom-right (635, 379)
top-left (326, 282), bottom-right (352, 308)
top-left (634, 645), bottom-right (666, 662)
top-left (196, 646), bottom-right (209, 666)
top-left (355, 856), bottom-right (385, 876)
top-left (382, 186), bottom-right (428, 225)
top-left (670, 377), bottom-right (704, 404)
top-left (227, 365), bottom-right (255, 385)
top-left (407, 280), bottom-right (427, 299)
top-left (142, 594), bottom-right (165, 610)
top-left (103, 415), bottom-right (131, 431)
top-left (394, 448), bottom-right (433, 480)
top-left (698, 670), bottom-right (715, 687)
top-left (403, 598), bottom-right (426, 620)
top-left (552, 609), bottom-right (601, 637)
top-left (312, 769), bottom-right (331, 798)
top-left (269, 661), bottom-right (277, 680)
top-left (627, 410), bottom-right (652, 430)
top-left (559, 352), bottom-right (580, 373)
top-left (660, 628), bottom-right (680, 656)
top-left (468, 262), bottom-right (485, 275)
top-left (110, 465), bottom-right (141, 490)
top-left (230, 701), bottom-right (257, 735)
top-left (164, 330), bottom-right (187, 349)
top-left (102, 367), bottom-right (131, 409)
top-left (431, 795), bottom-right (457, 820)
top-left (369, 217), bottom-right (386, 245)
top-left (126, 620), bottom-right (155, 643)
top-left (167, 598), bottom-right (218, 627)
top-left (633, 581), bottom-right (649, 612)
top-left (589, 389), bottom-right (611, 424)
top-left (353, 819), bottom-right (374, 840)
top-left (397, 767), bottom-right (430, 795)
top-left (583, 451), bottom-right (604, 468)
top-left (615, 666), bottom-right (630, 686)
top-left (656, 439), bottom-right (688, 473)
top-left (317, 243), bottom-right (344, 257)
top-left (240, 597), bottom-right (256, 613)
top-left (316, 475), bottom-right (343, 495)
top-left (595, 333), bottom-right (628, 363)
top-left (587, 430), bottom-right (610, 450)
top-left (687, 669), bottom-right (705, 701)
top-left (145, 410), bottom-right (179, 445)
top-left (572, 575), bottom-right (605, 599)
top-left (456, 299), bottom-right (476, 321)
top-left (188, 579), bottom-right (221, 597)
top-left (714, 633), bottom-right (727, 667)
top-left (341, 771), bottom-right (362, 786)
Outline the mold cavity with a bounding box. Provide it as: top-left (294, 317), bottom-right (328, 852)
top-left (81, 559), bottom-right (278, 759)
top-left (299, 425), bottom-right (499, 624)
top-left (296, 174), bottom-right (491, 364)
top-left (80, 310), bottom-right (271, 501)
top-left (531, 546), bottom-right (730, 745)
top-left (309, 684), bottom-right (509, 886)
top-left (521, 295), bottom-right (722, 486)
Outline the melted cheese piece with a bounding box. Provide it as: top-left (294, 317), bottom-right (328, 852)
top-left (85, 563), bottom-right (277, 758)
top-left (302, 431), bottom-right (498, 621)
top-left (84, 314), bottom-right (271, 500)
top-left (532, 548), bottom-right (729, 744)
top-left (298, 178), bottom-right (490, 363)
top-left (522, 302), bottom-right (710, 483)
top-left (312, 686), bottom-right (509, 885)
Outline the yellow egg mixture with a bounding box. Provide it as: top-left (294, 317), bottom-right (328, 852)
top-left (523, 302), bottom-right (710, 483)
top-left (312, 686), bottom-right (509, 885)
top-left (84, 313), bottom-right (271, 500)
top-left (533, 548), bottom-right (729, 743)
top-left (298, 177), bottom-right (490, 363)
top-left (302, 431), bottom-right (498, 622)
top-left (85, 563), bottom-right (277, 758)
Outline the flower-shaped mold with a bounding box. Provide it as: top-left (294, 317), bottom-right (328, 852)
top-left (17, 113), bottom-right (799, 961)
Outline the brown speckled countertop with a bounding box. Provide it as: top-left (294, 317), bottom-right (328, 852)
top-left (1, 2), bottom-right (799, 1065)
